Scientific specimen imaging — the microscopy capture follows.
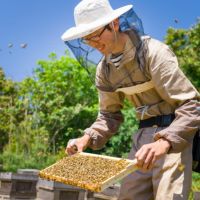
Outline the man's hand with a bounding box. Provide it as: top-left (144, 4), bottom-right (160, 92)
top-left (65, 134), bottom-right (91, 156)
top-left (135, 138), bottom-right (171, 171)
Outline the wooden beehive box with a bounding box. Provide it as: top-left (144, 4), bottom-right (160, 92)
top-left (39, 152), bottom-right (137, 192)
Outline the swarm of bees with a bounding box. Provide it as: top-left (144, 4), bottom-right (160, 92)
top-left (0, 43), bottom-right (28, 54)
top-left (8, 43), bottom-right (28, 49)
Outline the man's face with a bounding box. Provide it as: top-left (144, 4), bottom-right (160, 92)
top-left (82, 24), bottom-right (119, 56)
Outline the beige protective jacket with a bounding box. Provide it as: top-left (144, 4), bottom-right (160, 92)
top-left (84, 36), bottom-right (200, 152)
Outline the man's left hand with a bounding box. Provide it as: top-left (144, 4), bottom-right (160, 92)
top-left (135, 138), bottom-right (171, 171)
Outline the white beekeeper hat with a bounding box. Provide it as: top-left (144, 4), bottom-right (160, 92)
top-left (61, 0), bottom-right (132, 41)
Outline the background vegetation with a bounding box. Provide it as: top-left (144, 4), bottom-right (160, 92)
top-left (0, 20), bottom-right (199, 193)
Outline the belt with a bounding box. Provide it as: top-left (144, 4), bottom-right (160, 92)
top-left (139, 114), bottom-right (175, 129)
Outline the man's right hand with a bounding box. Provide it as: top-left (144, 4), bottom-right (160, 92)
top-left (65, 134), bottom-right (91, 156)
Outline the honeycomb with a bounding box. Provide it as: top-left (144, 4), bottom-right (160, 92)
top-left (39, 153), bottom-right (130, 192)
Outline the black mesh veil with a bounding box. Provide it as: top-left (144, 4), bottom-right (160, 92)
top-left (119, 8), bottom-right (144, 35)
top-left (65, 8), bottom-right (146, 83)
top-left (65, 37), bottom-right (102, 83)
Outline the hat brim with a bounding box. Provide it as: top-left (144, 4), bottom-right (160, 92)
top-left (61, 5), bottom-right (133, 41)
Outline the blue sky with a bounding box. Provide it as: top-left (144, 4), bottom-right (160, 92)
top-left (0, 0), bottom-right (199, 82)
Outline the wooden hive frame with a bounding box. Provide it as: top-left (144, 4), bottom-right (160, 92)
top-left (39, 152), bottom-right (137, 192)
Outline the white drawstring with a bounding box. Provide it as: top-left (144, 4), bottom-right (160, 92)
top-left (136, 105), bottom-right (155, 120)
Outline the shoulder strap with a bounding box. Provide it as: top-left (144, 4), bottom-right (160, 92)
top-left (116, 80), bottom-right (154, 95)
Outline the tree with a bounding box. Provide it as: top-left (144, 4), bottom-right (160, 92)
top-left (29, 52), bottom-right (98, 152)
top-left (7, 52), bottom-right (98, 154)
top-left (165, 19), bottom-right (200, 90)
top-left (0, 67), bottom-right (17, 151)
top-left (1, 52), bottom-right (98, 171)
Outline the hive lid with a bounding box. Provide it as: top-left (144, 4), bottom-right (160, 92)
top-left (39, 152), bottom-right (137, 192)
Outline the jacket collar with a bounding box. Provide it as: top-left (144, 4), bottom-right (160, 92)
top-left (105, 36), bottom-right (136, 68)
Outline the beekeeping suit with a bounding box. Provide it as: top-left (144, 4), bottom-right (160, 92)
top-left (62, 0), bottom-right (200, 199)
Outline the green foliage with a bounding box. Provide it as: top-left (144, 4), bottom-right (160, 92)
top-left (0, 117), bottom-right (60, 172)
top-left (15, 52), bottom-right (98, 153)
top-left (192, 172), bottom-right (200, 191)
top-left (0, 52), bottom-right (98, 171)
top-left (0, 67), bottom-right (17, 151)
top-left (165, 19), bottom-right (200, 90)
top-left (188, 172), bottom-right (200, 199)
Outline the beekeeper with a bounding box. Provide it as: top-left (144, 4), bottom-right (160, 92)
top-left (62, 0), bottom-right (200, 199)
